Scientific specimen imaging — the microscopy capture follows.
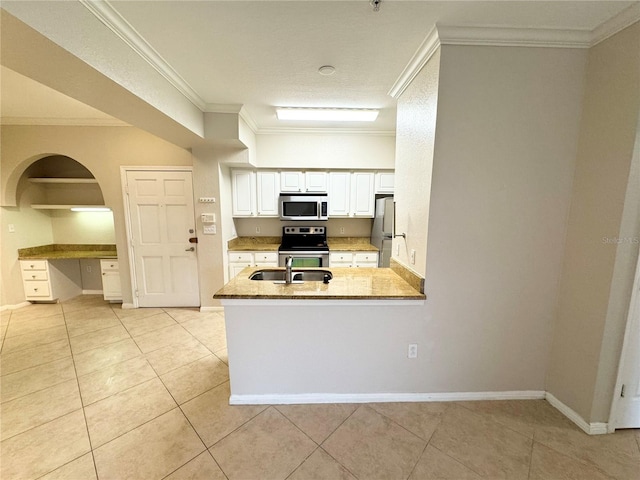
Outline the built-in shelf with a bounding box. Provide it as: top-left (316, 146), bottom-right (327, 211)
top-left (31, 204), bottom-right (108, 210)
top-left (28, 177), bottom-right (98, 184)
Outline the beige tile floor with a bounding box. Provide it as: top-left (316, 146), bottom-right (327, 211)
top-left (1, 295), bottom-right (639, 480)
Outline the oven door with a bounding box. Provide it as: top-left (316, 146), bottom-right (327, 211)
top-left (278, 251), bottom-right (330, 268)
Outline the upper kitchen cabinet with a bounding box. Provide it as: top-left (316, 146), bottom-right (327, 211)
top-left (256, 171), bottom-right (280, 216)
top-left (375, 172), bottom-right (395, 194)
top-left (328, 171), bottom-right (375, 218)
top-left (232, 170), bottom-right (256, 217)
top-left (279, 171), bottom-right (328, 193)
top-left (232, 170), bottom-right (280, 217)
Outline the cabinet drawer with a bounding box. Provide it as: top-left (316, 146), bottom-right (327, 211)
top-left (100, 259), bottom-right (119, 271)
top-left (253, 252), bottom-right (278, 264)
top-left (24, 281), bottom-right (51, 297)
top-left (330, 252), bottom-right (353, 263)
top-left (21, 270), bottom-right (49, 281)
top-left (229, 252), bottom-right (253, 263)
top-left (354, 253), bottom-right (378, 263)
top-left (20, 260), bottom-right (48, 271)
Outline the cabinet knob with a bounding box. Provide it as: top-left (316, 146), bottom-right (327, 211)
top-left (34, 288), bottom-right (38, 291)
top-left (32, 275), bottom-right (36, 279)
top-left (30, 264), bottom-right (34, 268)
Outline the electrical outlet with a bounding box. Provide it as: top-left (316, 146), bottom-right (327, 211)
top-left (8, 224), bottom-right (15, 233)
top-left (408, 343), bottom-right (418, 359)
top-left (256, 226), bottom-right (261, 234)
top-left (86, 266), bottom-right (92, 273)
top-left (410, 249), bottom-right (416, 265)
top-left (340, 227), bottom-right (345, 234)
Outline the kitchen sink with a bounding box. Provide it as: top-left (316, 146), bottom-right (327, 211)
top-left (249, 269), bottom-right (332, 283)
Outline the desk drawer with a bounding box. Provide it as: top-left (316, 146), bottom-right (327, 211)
top-left (20, 260), bottom-right (48, 271)
top-left (100, 260), bottom-right (119, 272)
top-left (21, 270), bottom-right (49, 281)
top-left (254, 252), bottom-right (278, 264)
top-left (24, 281), bottom-right (51, 297)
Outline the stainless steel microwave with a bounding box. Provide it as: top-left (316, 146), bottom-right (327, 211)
top-left (279, 194), bottom-right (328, 221)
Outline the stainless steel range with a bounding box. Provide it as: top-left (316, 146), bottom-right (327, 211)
top-left (278, 226), bottom-right (329, 267)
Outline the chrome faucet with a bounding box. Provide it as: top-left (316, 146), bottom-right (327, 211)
top-left (285, 255), bottom-right (293, 284)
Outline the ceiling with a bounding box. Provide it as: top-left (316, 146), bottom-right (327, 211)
top-left (1, 1), bottom-right (637, 135)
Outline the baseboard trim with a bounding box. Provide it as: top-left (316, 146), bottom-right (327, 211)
top-left (200, 306), bottom-right (224, 313)
top-left (120, 303), bottom-right (136, 310)
top-left (0, 301), bottom-right (31, 312)
top-left (82, 290), bottom-right (103, 295)
top-left (230, 390), bottom-right (545, 406)
top-left (545, 392), bottom-right (608, 435)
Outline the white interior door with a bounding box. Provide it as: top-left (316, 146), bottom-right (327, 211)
top-left (612, 251), bottom-right (640, 429)
top-left (125, 169), bottom-right (200, 307)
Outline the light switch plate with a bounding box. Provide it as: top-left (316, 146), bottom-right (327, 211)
top-left (203, 225), bottom-right (216, 234)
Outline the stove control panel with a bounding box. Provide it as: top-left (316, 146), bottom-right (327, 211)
top-left (283, 226), bottom-right (325, 235)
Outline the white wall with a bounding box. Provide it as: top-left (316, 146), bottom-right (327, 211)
top-left (256, 133), bottom-right (395, 169)
top-left (50, 211), bottom-right (116, 244)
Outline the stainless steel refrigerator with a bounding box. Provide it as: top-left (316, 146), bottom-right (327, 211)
top-left (371, 197), bottom-right (394, 267)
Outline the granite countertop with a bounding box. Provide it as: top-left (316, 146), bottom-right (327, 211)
top-left (18, 244), bottom-right (118, 260)
top-left (214, 266), bottom-right (425, 300)
top-left (227, 237), bottom-right (378, 252)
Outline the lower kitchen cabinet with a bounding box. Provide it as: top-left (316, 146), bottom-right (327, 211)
top-left (100, 259), bottom-right (122, 301)
top-left (329, 251), bottom-right (378, 268)
top-left (20, 260), bottom-right (54, 301)
top-left (228, 251), bottom-right (278, 279)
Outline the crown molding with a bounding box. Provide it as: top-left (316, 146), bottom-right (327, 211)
top-left (436, 25), bottom-right (592, 48)
top-left (204, 104), bottom-right (243, 114)
top-left (388, 26), bottom-right (440, 99)
top-left (0, 117), bottom-right (129, 127)
top-left (591, 2), bottom-right (640, 46)
top-left (79, 0), bottom-right (206, 110)
top-left (239, 108), bottom-right (260, 134)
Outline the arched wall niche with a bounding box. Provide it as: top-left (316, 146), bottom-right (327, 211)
top-left (12, 154), bottom-right (106, 208)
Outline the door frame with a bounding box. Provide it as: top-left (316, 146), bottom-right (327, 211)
top-left (609, 242), bottom-right (640, 431)
top-left (120, 166), bottom-right (196, 309)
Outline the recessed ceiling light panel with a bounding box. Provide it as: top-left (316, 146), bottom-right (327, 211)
top-left (276, 108), bottom-right (379, 122)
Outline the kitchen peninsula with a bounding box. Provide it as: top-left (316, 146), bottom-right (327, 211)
top-left (214, 261), bottom-right (426, 405)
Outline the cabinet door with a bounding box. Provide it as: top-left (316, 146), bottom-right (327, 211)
top-left (280, 171), bottom-right (304, 192)
top-left (351, 172), bottom-right (375, 217)
top-left (304, 172), bottom-right (328, 192)
top-left (229, 263), bottom-right (251, 279)
top-left (375, 172), bottom-right (395, 193)
top-left (328, 172), bottom-right (350, 217)
top-left (354, 252), bottom-right (379, 268)
top-left (329, 252), bottom-right (353, 267)
top-left (254, 252), bottom-right (278, 266)
top-left (102, 272), bottom-right (122, 300)
top-left (256, 172), bottom-right (279, 216)
top-left (232, 170), bottom-right (256, 217)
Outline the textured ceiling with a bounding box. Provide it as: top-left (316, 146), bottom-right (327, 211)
top-left (1, 1), bottom-right (637, 133)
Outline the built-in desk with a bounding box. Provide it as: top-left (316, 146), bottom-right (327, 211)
top-left (18, 244), bottom-right (119, 302)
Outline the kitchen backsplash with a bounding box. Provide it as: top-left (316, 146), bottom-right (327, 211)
top-left (233, 217), bottom-right (373, 238)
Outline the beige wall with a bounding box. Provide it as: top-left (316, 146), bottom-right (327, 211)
top-left (1, 125), bottom-right (192, 307)
top-left (547, 22), bottom-right (640, 423)
top-left (255, 133), bottom-right (395, 170)
top-left (393, 43), bottom-right (588, 393)
top-left (393, 49), bottom-right (440, 276)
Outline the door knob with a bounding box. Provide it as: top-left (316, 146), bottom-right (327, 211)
top-left (185, 247), bottom-right (195, 252)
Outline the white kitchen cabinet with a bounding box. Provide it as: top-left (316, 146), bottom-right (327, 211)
top-left (100, 259), bottom-right (122, 301)
top-left (20, 259), bottom-right (84, 302)
top-left (232, 170), bottom-right (256, 217)
top-left (256, 172), bottom-right (280, 216)
top-left (228, 251), bottom-right (278, 279)
top-left (280, 171), bottom-right (304, 192)
top-left (20, 260), bottom-right (53, 301)
top-left (351, 172), bottom-right (375, 217)
top-left (329, 251), bottom-right (379, 267)
top-left (375, 172), bottom-right (395, 194)
top-left (328, 172), bottom-right (351, 217)
top-left (328, 171), bottom-right (375, 218)
top-left (304, 172), bottom-right (328, 192)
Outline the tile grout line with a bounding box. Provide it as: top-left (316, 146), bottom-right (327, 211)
top-left (429, 443), bottom-right (487, 479)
